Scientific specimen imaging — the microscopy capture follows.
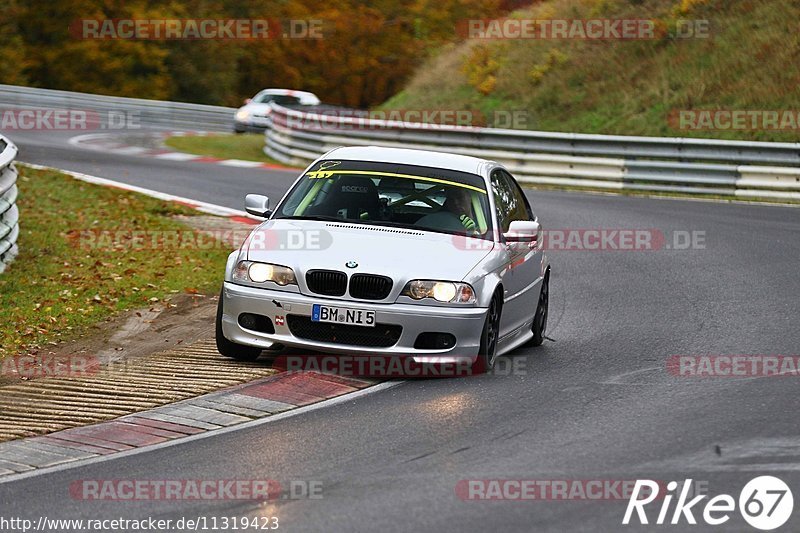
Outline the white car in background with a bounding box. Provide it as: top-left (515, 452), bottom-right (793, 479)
top-left (234, 88), bottom-right (321, 133)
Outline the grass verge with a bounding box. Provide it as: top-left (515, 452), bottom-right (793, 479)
top-left (382, 0), bottom-right (800, 142)
top-left (0, 166), bottom-right (232, 358)
top-left (163, 133), bottom-right (291, 166)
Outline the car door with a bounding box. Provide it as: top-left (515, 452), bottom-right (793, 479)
top-left (490, 169), bottom-right (543, 342)
top-left (489, 169), bottom-right (523, 341)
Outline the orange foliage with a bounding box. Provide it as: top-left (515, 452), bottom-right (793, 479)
top-left (8, 0), bottom-right (505, 107)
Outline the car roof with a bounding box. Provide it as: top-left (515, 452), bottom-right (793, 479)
top-left (255, 88), bottom-right (319, 102)
top-left (322, 146), bottom-right (497, 176)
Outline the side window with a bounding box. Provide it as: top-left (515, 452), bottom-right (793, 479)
top-left (490, 170), bottom-right (511, 232)
top-left (501, 170), bottom-right (534, 222)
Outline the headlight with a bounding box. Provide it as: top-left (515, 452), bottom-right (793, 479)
top-left (401, 280), bottom-right (476, 304)
top-left (233, 261), bottom-right (296, 286)
top-left (235, 109), bottom-right (250, 121)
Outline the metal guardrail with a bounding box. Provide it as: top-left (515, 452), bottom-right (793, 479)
top-left (0, 84), bottom-right (236, 132)
top-left (0, 84), bottom-right (238, 274)
top-left (1, 84), bottom-right (797, 200)
top-left (0, 134), bottom-right (19, 274)
top-left (264, 104), bottom-right (800, 200)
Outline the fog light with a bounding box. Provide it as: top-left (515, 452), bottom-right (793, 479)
top-left (414, 332), bottom-right (456, 349)
top-left (238, 313), bottom-right (275, 334)
top-left (239, 313), bottom-right (258, 330)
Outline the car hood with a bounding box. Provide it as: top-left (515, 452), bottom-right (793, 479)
top-left (244, 219), bottom-right (493, 292)
top-left (238, 103), bottom-right (272, 116)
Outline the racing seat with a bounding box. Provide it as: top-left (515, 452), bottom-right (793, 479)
top-left (307, 175), bottom-right (382, 220)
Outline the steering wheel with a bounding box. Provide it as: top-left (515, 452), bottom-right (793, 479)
top-left (414, 210), bottom-right (466, 232)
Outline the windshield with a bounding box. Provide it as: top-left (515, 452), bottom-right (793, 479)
top-left (254, 94), bottom-right (302, 105)
top-left (275, 159), bottom-right (493, 239)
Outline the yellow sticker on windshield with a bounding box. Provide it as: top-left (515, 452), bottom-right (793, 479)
top-left (305, 170), bottom-right (337, 179)
top-left (303, 170), bottom-right (487, 194)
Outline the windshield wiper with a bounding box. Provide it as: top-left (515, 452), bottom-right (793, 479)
top-left (360, 220), bottom-right (421, 231)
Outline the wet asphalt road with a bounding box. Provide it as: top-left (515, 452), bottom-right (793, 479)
top-left (1, 127), bottom-right (799, 532)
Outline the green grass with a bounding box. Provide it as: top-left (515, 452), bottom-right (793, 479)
top-left (0, 167), bottom-right (231, 358)
top-left (163, 133), bottom-right (290, 166)
top-left (380, 0), bottom-right (800, 142)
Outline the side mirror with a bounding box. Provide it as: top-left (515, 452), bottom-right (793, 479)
top-left (504, 220), bottom-right (540, 243)
top-left (245, 194), bottom-right (272, 218)
top-left (244, 98), bottom-right (252, 104)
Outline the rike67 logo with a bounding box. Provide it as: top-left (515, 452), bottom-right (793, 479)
top-left (623, 476), bottom-right (793, 530)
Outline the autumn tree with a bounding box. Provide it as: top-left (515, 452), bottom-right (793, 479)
top-left (4, 0), bottom-right (508, 107)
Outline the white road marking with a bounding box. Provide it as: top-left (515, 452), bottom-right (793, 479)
top-left (154, 152), bottom-right (200, 161)
top-left (67, 132), bottom-right (117, 147)
top-left (18, 162), bottom-right (261, 220)
top-left (109, 146), bottom-right (148, 155)
top-left (219, 159), bottom-right (266, 168)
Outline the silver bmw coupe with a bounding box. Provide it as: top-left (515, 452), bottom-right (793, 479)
top-left (216, 146), bottom-right (550, 371)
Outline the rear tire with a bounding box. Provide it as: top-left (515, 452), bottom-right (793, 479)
top-left (530, 273), bottom-right (549, 347)
top-left (474, 293), bottom-right (502, 373)
top-left (215, 289), bottom-right (262, 361)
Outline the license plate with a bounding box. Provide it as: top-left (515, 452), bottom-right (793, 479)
top-left (311, 304), bottom-right (376, 327)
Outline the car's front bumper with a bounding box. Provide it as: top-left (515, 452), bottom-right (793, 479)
top-left (233, 120), bottom-right (268, 133)
top-left (221, 281), bottom-right (486, 361)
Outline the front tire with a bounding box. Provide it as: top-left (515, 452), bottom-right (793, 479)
top-left (530, 273), bottom-right (549, 347)
top-left (475, 293), bottom-right (502, 373)
top-left (215, 289), bottom-right (262, 361)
